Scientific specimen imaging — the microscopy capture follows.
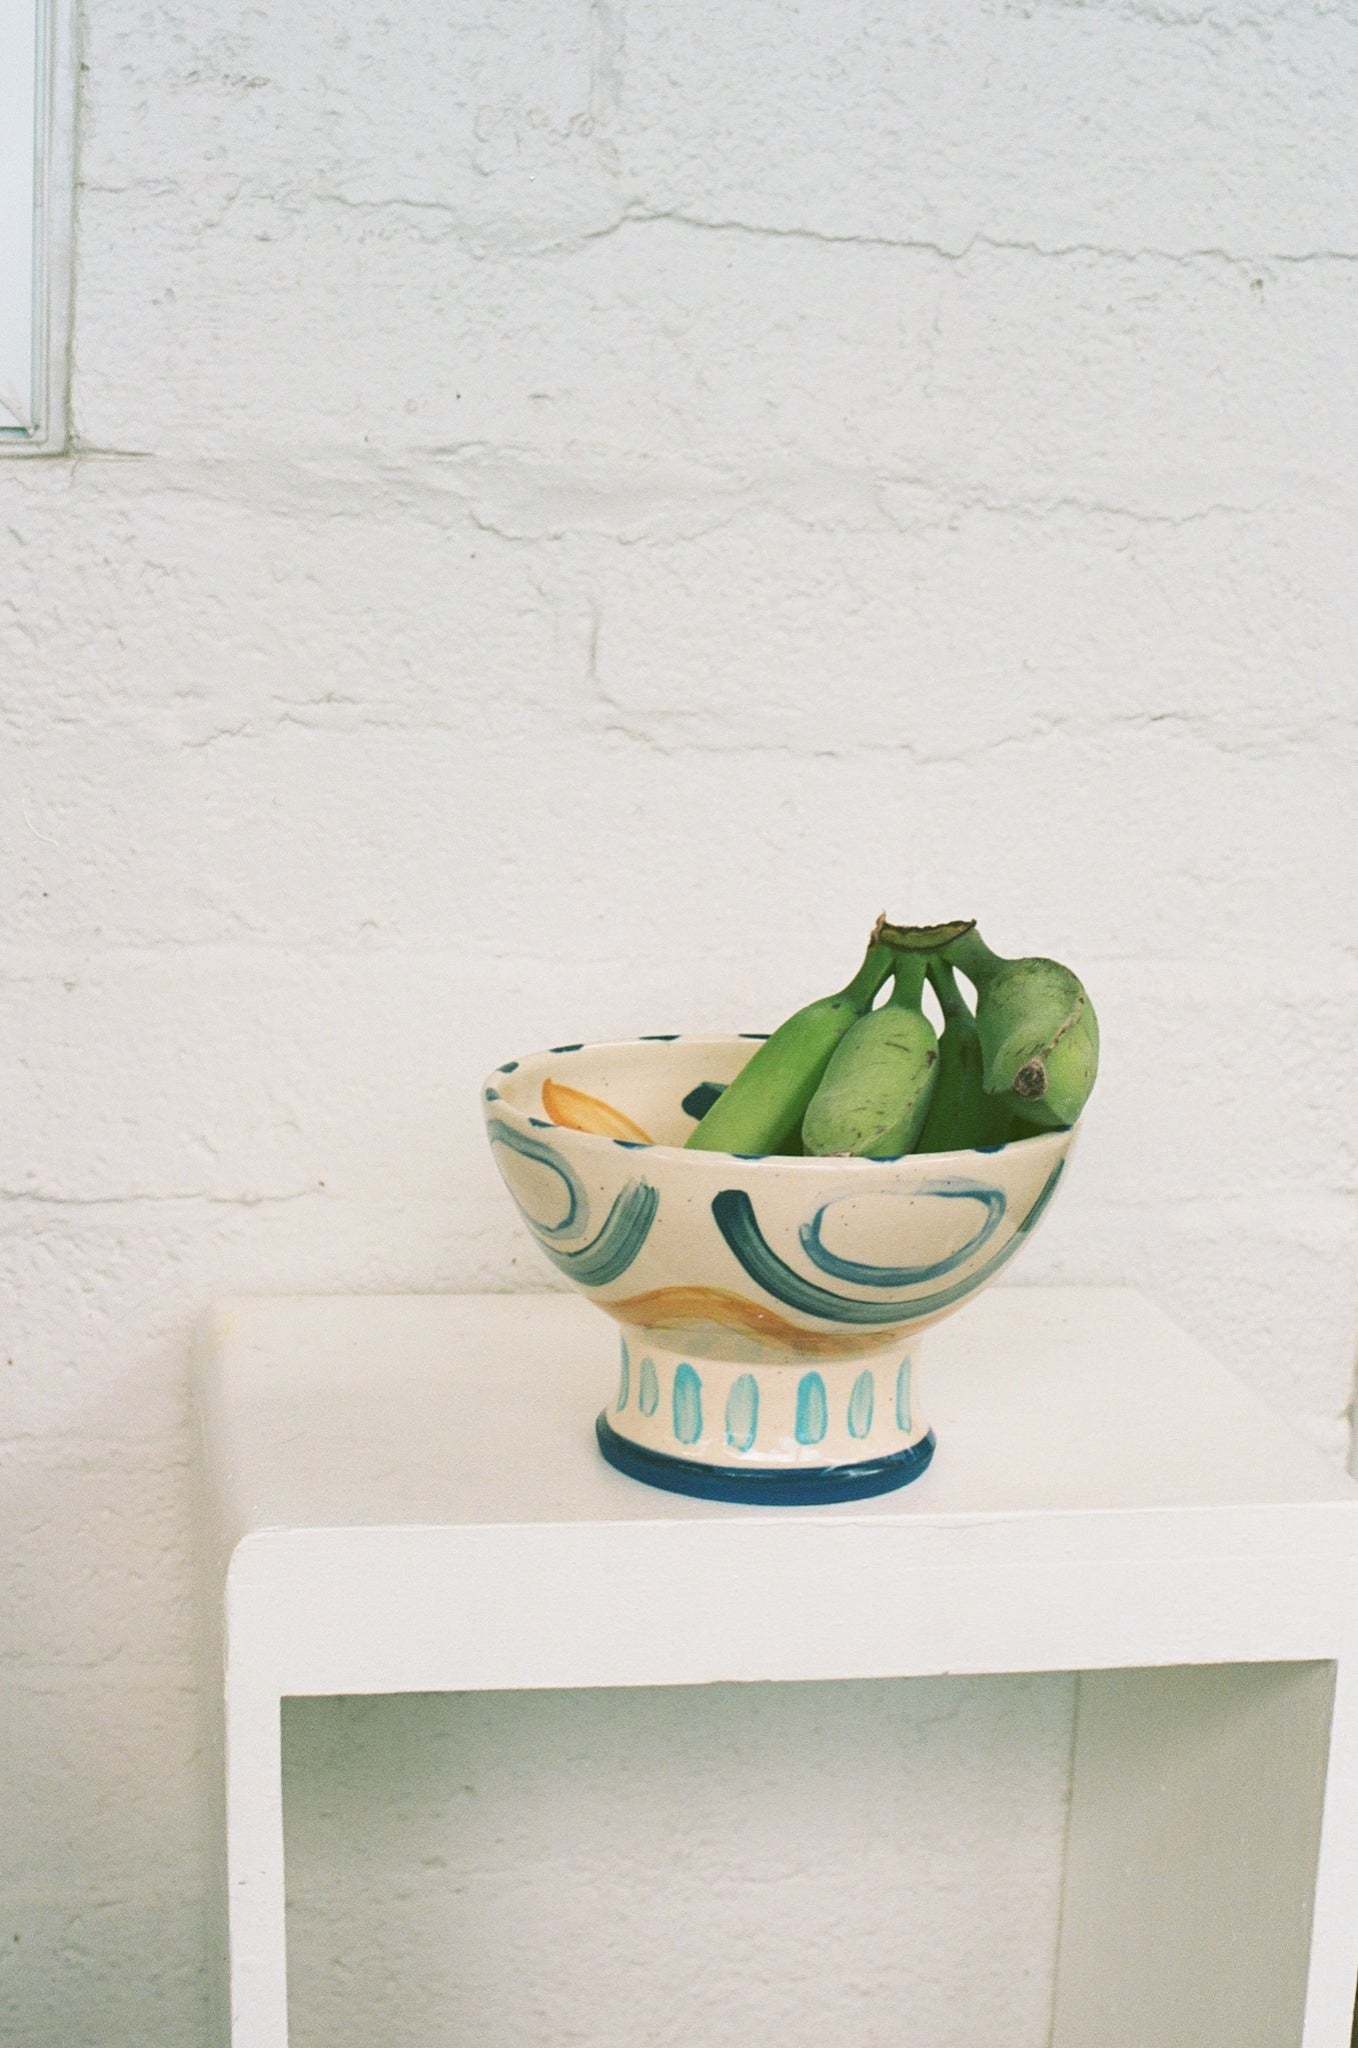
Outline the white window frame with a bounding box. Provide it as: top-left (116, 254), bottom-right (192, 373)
top-left (1, 0), bottom-right (72, 452)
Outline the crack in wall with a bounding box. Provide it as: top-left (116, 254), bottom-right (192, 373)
top-left (28, 441), bottom-right (1279, 541)
top-left (72, 172), bottom-right (1358, 275)
top-left (570, 209), bottom-right (1358, 274)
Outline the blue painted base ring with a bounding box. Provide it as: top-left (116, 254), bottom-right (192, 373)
top-left (595, 1413), bottom-right (936, 1505)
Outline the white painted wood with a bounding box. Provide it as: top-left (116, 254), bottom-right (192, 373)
top-left (200, 1288), bottom-right (1358, 1533)
top-left (0, 0), bottom-right (72, 448)
top-left (1299, 1653), bottom-right (1358, 2048)
top-left (1052, 1663), bottom-right (1337, 2048)
top-left (195, 1289), bottom-right (1358, 2048)
top-left (224, 1672), bottom-right (287, 2048)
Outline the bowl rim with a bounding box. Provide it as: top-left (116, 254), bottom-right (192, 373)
top-left (482, 1033), bottom-right (1077, 1171)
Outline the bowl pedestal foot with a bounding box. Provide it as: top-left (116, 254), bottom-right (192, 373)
top-left (596, 1331), bottom-right (935, 1505)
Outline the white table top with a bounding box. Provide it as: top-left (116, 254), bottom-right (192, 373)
top-left (198, 1285), bottom-right (1358, 1547)
top-left (196, 1288), bottom-right (1358, 1694)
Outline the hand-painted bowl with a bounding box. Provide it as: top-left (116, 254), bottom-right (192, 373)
top-left (483, 1036), bottom-right (1076, 1505)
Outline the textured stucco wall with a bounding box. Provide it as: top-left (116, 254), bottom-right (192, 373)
top-left (3, 3), bottom-right (1357, 2042)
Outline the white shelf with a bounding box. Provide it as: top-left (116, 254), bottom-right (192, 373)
top-left (196, 1287), bottom-right (1358, 2047)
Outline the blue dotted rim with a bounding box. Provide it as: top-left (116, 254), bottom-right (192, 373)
top-left (595, 1413), bottom-right (936, 1505)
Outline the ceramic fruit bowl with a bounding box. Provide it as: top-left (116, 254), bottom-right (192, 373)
top-left (484, 1036), bottom-right (1076, 1505)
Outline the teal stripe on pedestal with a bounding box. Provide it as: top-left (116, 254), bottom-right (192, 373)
top-left (725, 1373), bottom-right (759, 1454)
top-left (673, 1362), bottom-right (703, 1446)
top-left (847, 1369), bottom-right (874, 1440)
top-left (796, 1372), bottom-right (828, 1446)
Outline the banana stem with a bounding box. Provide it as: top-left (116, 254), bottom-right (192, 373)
top-left (926, 955), bottom-right (972, 1022)
top-left (942, 926), bottom-right (1007, 989)
top-left (887, 955), bottom-right (927, 1009)
top-left (839, 941), bottom-right (895, 1010)
top-left (873, 915), bottom-right (976, 955)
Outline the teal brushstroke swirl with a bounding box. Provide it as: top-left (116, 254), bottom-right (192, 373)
top-left (711, 1160), bottom-right (1064, 1326)
top-left (486, 1118), bottom-right (588, 1239)
top-left (798, 1179), bottom-right (1006, 1288)
top-left (1016, 1157), bottom-right (1066, 1238)
top-left (489, 1116), bottom-right (658, 1283)
top-left (533, 1180), bottom-right (659, 1287)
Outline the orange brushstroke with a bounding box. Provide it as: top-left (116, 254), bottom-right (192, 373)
top-left (605, 1286), bottom-right (904, 1359)
top-left (542, 1078), bottom-right (654, 1145)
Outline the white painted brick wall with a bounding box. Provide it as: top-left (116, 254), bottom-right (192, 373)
top-left (2, 2), bottom-right (1356, 2041)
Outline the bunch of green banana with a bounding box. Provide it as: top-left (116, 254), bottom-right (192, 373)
top-left (685, 939), bottom-right (894, 1154)
top-left (686, 917), bottom-right (1097, 1158)
top-left (802, 956), bottom-right (941, 1157)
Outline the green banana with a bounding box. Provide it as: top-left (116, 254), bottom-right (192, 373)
top-left (913, 958), bottom-right (1017, 1152)
top-left (685, 939), bottom-right (894, 1155)
top-left (942, 927), bottom-right (1099, 1130)
top-left (802, 957), bottom-right (940, 1158)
